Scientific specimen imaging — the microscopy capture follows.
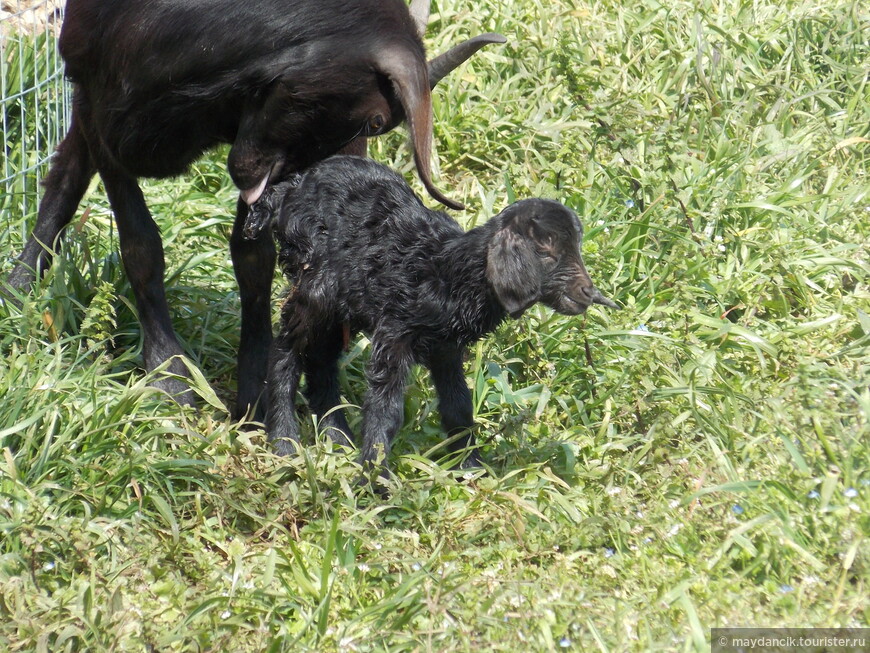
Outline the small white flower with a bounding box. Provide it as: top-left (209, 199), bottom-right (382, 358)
top-left (606, 486), bottom-right (622, 496)
top-left (844, 487), bottom-right (858, 498)
top-left (43, 561), bottom-right (55, 571)
top-left (411, 562), bottom-right (422, 571)
top-left (357, 563), bottom-right (370, 573)
top-left (220, 610), bottom-right (231, 620)
top-left (665, 523), bottom-right (683, 538)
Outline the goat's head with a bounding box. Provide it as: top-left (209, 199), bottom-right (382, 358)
top-left (486, 199), bottom-right (618, 318)
top-left (228, 0), bottom-right (504, 211)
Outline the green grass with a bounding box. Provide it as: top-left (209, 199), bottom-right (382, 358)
top-left (1, 0), bottom-right (868, 650)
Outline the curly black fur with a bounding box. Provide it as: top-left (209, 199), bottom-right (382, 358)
top-left (266, 156), bottom-right (617, 474)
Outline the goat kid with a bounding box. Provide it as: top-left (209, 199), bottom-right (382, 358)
top-left (263, 156), bottom-right (617, 478)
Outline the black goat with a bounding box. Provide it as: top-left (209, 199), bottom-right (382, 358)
top-left (265, 156), bottom-right (617, 477)
top-left (7, 0), bottom-right (503, 417)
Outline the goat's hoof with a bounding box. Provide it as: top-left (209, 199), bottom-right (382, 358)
top-left (355, 466), bottom-right (392, 498)
top-left (5, 264), bottom-right (36, 293)
top-left (325, 428), bottom-right (355, 449)
top-left (458, 450), bottom-right (484, 471)
top-left (270, 435), bottom-right (301, 457)
top-left (0, 279), bottom-right (27, 311)
top-left (234, 404), bottom-right (267, 426)
top-left (152, 376), bottom-right (196, 407)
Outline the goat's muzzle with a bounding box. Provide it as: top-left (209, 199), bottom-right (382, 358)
top-left (586, 286), bottom-right (619, 309)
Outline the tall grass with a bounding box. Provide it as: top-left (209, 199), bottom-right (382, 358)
top-left (1, 0), bottom-right (868, 650)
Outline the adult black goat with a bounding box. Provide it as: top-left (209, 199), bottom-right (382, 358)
top-left (7, 0), bottom-right (503, 417)
top-left (263, 156), bottom-right (618, 478)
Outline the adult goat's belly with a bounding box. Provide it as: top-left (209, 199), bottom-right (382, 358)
top-left (91, 98), bottom-right (234, 179)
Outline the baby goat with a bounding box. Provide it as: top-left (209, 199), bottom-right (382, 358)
top-left (263, 156), bottom-right (617, 476)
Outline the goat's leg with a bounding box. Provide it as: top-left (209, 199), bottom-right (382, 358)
top-left (99, 166), bottom-right (194, 404)
top-left (7, 109), bottom-right (95, 291)
top-left (302, 324), bottom-right (354, 446)
top-left (266, 331), bottom-right (303, 455)
top-left (427, 345), bottom-right (481, 468)
top-left (359, 337), bottom-right (413, 476)
top-left (230, 197), bottom-right (276, 422)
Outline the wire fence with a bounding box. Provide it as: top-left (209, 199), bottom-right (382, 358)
top-left (1, 0), bottom-right (69, 219)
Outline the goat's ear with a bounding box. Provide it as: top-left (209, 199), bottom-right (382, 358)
top-left (486, 217), bottom-right (541, 318)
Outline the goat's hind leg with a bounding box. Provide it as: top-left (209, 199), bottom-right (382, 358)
top-left (266, 330), bottom-right (303, 455)
top-left (98, 164), bottom-right (194, 404)
top-left (359, 337), bottom-right (413, 478)
top-left (302, 324), bottom-right (354, 446)
top-left (7, 108), bottom-right (95, 292)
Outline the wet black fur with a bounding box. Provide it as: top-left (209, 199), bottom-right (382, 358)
top-left (266, 156), bottom-right (613, 475)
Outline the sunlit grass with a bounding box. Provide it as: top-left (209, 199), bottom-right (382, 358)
top-left (1, 0), bottom-right (868, 650)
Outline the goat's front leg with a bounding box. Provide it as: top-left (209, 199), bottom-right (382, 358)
top-left (8, 102), bottom-right (95, 292)
top-left (359, 337), bottom-right (413, 477)
top-left (427, 345), bottom-right (481, 468)
top-left (231, 197), bottom-right (276, 422)
top-left (99, 166), bottom-right (193, 404)
top-left (266, 331), bottom-right (303, 456)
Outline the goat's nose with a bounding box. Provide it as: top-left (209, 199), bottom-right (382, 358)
top-left (583, 285), bottom-right (619, 309)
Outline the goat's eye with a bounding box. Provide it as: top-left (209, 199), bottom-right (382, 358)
top-left (368, 114), bottom-right (386, 133)
top-left (537, 248), bottom-right (558, 263)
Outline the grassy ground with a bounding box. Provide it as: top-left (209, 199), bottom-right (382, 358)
top-left (1, 0), bottom-right (868, 650)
